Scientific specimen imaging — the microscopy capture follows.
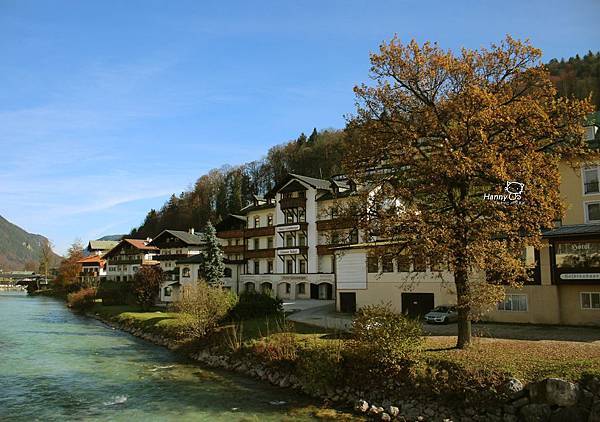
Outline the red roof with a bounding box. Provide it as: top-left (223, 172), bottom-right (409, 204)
top-left (123, 239), bottom-right (159, 251)
top-left (77, 255), bottom-right (106, 266)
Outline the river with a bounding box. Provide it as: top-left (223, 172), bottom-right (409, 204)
top-left (0, 292), bottom-right (339, 421)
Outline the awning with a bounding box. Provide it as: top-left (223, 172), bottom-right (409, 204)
top-left (542, 224), bottom-right (600, 239)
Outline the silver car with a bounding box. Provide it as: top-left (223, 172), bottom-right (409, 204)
top-left (424, 305), bottom-right (458, 324)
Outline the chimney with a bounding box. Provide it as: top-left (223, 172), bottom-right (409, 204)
top-left (189, 228), bottom-right (195, 235)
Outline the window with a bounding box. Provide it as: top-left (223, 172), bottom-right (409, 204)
top-left (286, 260), bottom-right (294, 274)
top-left (267, 215), bottom-right (273, 226)
top-left (285, 283), bottom-right (291, 294)
top-left (382, 255), bottom-right (394, 272)
top-left (430, 255), bottom-right (446, 272)
top-left (285, 210), bottom-right (294, 224)
top-left (581, 292), bottom-right (600, 309)
top-left (182, 267), bottom-right (190, 277)
top-left (298, 283), bottom-right (306, 294)
top-left (299, 260), bottom-right (307, 274)
top-left (267, 260), bottom-right (273, 274)
top-left (253, 261), bottom-right (260, 274)
top-left (132, 266), bottom-right (139, 273)
top-left (298, 208), bottom-right (306, 222)
top-left (254, 216), bottom-right (260, 228)
top-left (367, 256), bottom-right (379, 273)
top-left (349, 229), bottom-right (359, 244)
top-left (556, 241), bottom-right (600, 269)
top-left (413, 255), bottom-right (427, 272)
top-left (586, 202), bottom-right (600, 223)
top-left (282, 192), bottom-right (293, 199)
top-left (298, 234), bottom-right (307, 246)
top-left (164, 286), bottom-right (172, 297)
top-left (397, 255), bottom-right (411, 272)
top-left (227, 239), bottom-right (232, 246)
top-left (253, 238), bottom-right (260, 250)
top-left (224, 268), bottom-right (232, 278)
top-left (286, 235), bottom-right (295, 247)
top-left (267, 237), bottom-right (274, 249)
top-left (297, 190), bottom-right (306, 198)
top-left (497, 294), bottom-right (528, 312)
top-left (584, 166), bottom-right (600, 194)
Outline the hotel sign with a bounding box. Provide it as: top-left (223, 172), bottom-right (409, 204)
top-left (560, 273), bottom-right (600, 280)
top-left (277, 224), bottom-right (301, 233)
top-left (278, 248), bottom-right (300, 256)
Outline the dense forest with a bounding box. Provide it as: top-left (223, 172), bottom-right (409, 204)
top-left (131, 52), bottom-right (600, 239)
top-left (131, 129), bottom-right (346, 238)
top-left (548, 51), bottom-right (600, 109)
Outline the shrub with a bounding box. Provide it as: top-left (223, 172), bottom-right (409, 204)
top-left (230, 291), bottom-right (283, 319)
top-left (131, 265), bottom-right (163, 310)
top-left (350, 304), bottom-right (424, 370)
top-left (97, 280), bottom-right (135, 305)
top-left (67, 287), bottom-right (97, 311)
top-left (250, 331), bottom-right (300, 365)
top-left (297, 339), bottom-right (345, 391)
top-left (174, 282), bottom-right (237, 338)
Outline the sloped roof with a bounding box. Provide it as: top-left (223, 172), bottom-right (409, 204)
top-left (87, 240), bottom-right (119, 251)
top-left (542, 224), bottom-right (600, 238)
top-left (266, 173), bottom-right (332, 198)
top-left (77, 255), bottom-right (106, 265)
top-left (150, 230), bottom-right (206, 246)
top-left (124, 239), bottom-right (159, 250)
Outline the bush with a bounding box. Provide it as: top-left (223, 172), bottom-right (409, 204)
top-left (230, 291), bottom-right (283, 319)
top-left (97, 280), bottom-right (135, 305)
top-left (350, 304), bottom-right (424, 370)
top-left (297, 339), bottom-right (345, 391)
top-left (131, 265), bottom-right (163, 310)
top-left (249, 330), bottom-right (299, 365)
top-left (67, 287), bottom-right (97, 311)
top-left (174, 283), bottom-right (237, 338)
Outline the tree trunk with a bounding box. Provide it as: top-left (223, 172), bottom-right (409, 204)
top-left (454, 264), bottom-right (472, 349)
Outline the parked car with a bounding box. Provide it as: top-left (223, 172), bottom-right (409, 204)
top-left (424, 305), bottom-right (458, 324)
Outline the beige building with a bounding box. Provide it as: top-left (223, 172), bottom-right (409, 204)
top-left (334, 114), bottom-right (600, 326)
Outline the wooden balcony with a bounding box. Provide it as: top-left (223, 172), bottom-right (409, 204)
top-left (245, 226), bottom-right (275, 237)
top-left (245, 248), bottom-right (276, 259)
top-left (316, 217), bottom-right (355, 231)
top-left (222, 244), bottom-right (245, 254)
top-left (155, 254), bottom-right (188, 261)
top-left (279, 197), bottom-right (307, 209)
top-left (217, 229), bottom-right (245, 239)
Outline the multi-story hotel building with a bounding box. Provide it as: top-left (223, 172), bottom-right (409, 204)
top-left (334, 114), bottom-right (600, 326)
top-left (103, 239), bottom-right (158, 282)
top-left (148, 229), bottom-right (206, 302)
top-left (77, 254), bottom-right (107, 286)
top-left (216, 174), bottom-right (360, 301)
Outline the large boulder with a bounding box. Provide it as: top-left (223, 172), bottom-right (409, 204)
top-left (520, 403), bottom-right (552, 422)
top-left (501, 378), bottom-right (525, 398)
top-left (548, 406), bottom-right (588, 422)
top-left (529, 378), bottom-right (580, 407)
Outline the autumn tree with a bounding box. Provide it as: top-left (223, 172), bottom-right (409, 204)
top-left (199, 221), bottom-right (225, 286)
top-left (39, 240), bottom-right (55, 285)
top-left (54, 240), bottom-right (85, 293)
top-left (131, 265), bottom-right (163, 310)
top-left (344, 36), bottom-right (595, 348)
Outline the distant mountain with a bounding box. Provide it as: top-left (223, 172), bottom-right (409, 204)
top-left (97, 234), bottom-right (125, 241)
top-left (0, 215), bottom-right (62, 271)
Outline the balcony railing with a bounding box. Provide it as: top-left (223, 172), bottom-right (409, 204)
top-left (155, 254), bottom-right (188, 261)
top-left (217, 229), bottom-right (245, 239)
top-left (245, 248), bottom-right (276, 259)
top-left (222, 244), bottom-right (245, 254)
top-left (279, 197), bottom-right (307, 209)
top-left (316, 217), bottom-right (355, 231)
top-left (245, 226), bottom-right (275, 237)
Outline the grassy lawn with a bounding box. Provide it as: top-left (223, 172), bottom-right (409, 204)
top-left (424, 336), bottom-right (600, 382)
top-left (91, 304), bottom-right (600, 383)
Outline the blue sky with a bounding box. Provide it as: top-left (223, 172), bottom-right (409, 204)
top-left (1, 0), bottom-right (598, 255)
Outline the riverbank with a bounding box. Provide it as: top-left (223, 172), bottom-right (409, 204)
top-left (87, 304), bottom-right (600, 422)
top-left (3, 292), bottom-right (357, 422)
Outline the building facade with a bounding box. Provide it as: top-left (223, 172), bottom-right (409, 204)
top-left (334, 116), bottom-right (600, 326)
top-left (103, 239), bottom-right (158, 282)
top-left (77, 255), bottom-right (107, 286)
top-left (148, 229), bottom-right (206, 303)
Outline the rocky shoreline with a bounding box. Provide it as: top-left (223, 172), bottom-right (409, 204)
top-left (90, 312), bottom-right (600, 422)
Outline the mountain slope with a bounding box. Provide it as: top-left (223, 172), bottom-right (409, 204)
top-left (0, 215), bottom-right (62, 271)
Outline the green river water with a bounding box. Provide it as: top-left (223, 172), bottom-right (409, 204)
top-left (0, 292), bottom-right (336, 421)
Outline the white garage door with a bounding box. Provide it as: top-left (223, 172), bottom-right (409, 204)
top-left (336, 251), bottom-right (367, 289)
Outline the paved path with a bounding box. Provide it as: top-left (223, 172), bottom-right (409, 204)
top-left (284, 299), bottom-right (600, 343)
top-left (284, 300), bottom-right (352, 331)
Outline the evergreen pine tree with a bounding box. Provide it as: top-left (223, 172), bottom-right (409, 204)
top-left (200, 221), bottom-right (225, 286)
top-left (307, 127), bottom-right (318, 144)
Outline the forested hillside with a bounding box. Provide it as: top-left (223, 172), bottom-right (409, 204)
top-left (548, 51), bottom-right (600, 109)
top-left (131, 129), bottom-right (346, 238)
top-left (0, 215), bottom-right (62, 271)
top-left (131, 52), bottom-right (600, 239)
